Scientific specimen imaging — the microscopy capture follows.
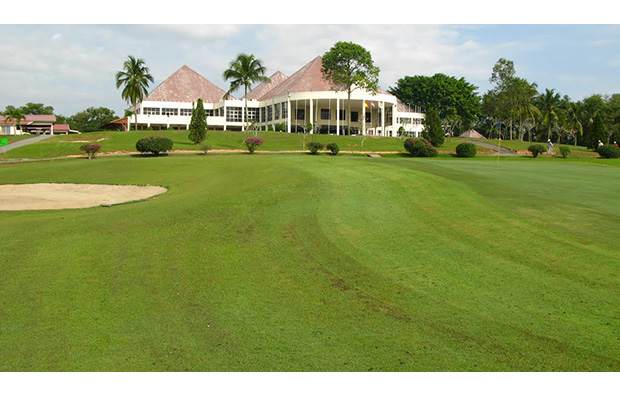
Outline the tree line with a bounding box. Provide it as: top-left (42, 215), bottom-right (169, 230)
top-left (389, 58), bottom-right (620, 148)
top-left (1, 102), bottom-right (119, 133)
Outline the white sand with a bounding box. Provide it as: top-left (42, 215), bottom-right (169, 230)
top-left (0, 183), bottom-right (167, 211)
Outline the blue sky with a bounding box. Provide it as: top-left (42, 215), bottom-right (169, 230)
top-left (1, 23), bottom-right (619, 117)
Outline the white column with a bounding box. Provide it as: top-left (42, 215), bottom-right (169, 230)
top-left (381, 101), bottom-right (385, 137)
top-left (336, 98), bottom-right (340, 135)
top-left (362, 101), bottom-right (366, 135)
top-left (392, 103), bottom-right (397, 137)
top-left (287, 98), bottom-right (291, 133)
top-left (309, 99), bottom-right (314, 134)
top-left (51, 123), bottom-right (54, 136)
top-left (241, 99), bottom-right (245, 132)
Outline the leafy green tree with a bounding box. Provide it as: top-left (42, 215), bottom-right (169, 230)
top-left (188, 98), bottom-right (207, 144)
top-left (389, 73), bottom-right (481, 135)
top-left (422, 108), bottom-right (444, 147)
top-left (223, 53), bottom-right (270, 137)
top-left (536, 88), bottom-right (562, 141)
top-left (19, 102), bottom-right (54, 115)
top-left (67, 107), bottom-right (117, 132)
top-left (115, 55), bottom-right (154, 132)
top-left (587, 113), bottom-right (607, 149)
top-left (2, 107), bottom-right (27, 134)
top-left (564, 102), bottom-right (583, 146)
top-left (321, 41), bottom-right (380, 134)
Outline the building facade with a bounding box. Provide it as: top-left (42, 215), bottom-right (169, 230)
top-left (130, 57), bottom-right (425, 137)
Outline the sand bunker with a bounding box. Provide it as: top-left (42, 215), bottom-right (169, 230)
top-left (0, 183), bottom-right (167, 211)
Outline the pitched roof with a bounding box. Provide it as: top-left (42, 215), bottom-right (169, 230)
top-left (246, 71), bottom-right (288, 100)
top-left (459, 129), bottom-right (486, 139)
top-left (145, 65), bottom-right (228, 104)
top-left (0, 114), bottom-right (56, 124)
top-left (258, 56), bottom-right (337, 101)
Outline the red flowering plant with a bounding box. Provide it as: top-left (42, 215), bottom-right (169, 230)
top-left (79, 144), bottom-right (101, 159)
top-left (136, 136), bottom-right (173, 155)
top-left (244, 137), bottom-right (264, 154)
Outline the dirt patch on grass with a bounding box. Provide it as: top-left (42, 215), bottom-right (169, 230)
top-left (0, 183), bottom-right (167, 210)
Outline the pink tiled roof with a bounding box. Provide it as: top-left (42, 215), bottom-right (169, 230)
top-left (0, 114), bottom-right (55, 124)
top-left (54, 123), bottom-right (70, 131)
top-left (258, 56), bottom-right (337, 101)
top-left (145, 65), bottom-right (228, 104)
top-left (246, 71), bottom-right (288, 100)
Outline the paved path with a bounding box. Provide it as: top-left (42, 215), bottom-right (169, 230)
top-left (1, 135), bottom-right (53, 153)
top-left (463, 139), bottom-right (522, 156)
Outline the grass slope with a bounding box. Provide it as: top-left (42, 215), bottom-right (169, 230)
top-left (1, 155), bottom-right (619, 371)
top-left (0, 131), bottom-right (486, 159)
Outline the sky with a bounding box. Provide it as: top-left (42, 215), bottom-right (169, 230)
top-left (2, 4), bottom-right (619, 117)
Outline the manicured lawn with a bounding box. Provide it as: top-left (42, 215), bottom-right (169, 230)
top-left (0, 134), bottom-right (38, 145)
top-left (1, 155), bottom-right (619, 371)
top-left (0, 131), bottom-right (487, 160)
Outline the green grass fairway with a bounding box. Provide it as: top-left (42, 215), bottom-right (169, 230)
top-left (1, 155), bottom-right (619, 371)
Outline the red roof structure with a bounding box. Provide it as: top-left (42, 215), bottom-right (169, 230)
top-left (459, 129), bottom-right (486, 139)
top-left (258, 56), bottom-right (337, 101)
top-left (246, 71), bottom-right (288, 100)
top-left (0, 114), bottom-right (56, 124)
top-left (145, 65), bottom-right (228, 104)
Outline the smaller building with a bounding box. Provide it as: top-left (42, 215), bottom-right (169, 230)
top-left (0, 115), bottom-right (57, 135)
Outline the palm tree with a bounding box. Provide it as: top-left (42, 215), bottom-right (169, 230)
top-left (537, 88), bottom-right (561, 141)
top-left (223, 54), bottom-right (270, 137)
top-left (564, 102), bottom-right (584, 146)
top-left (115, 55), bottom-right (154, 132)
top-left (2, 107), bottom-right (27, 135)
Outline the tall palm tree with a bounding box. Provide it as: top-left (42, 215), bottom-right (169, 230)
top-left (564, 102), bottom-right (584, 146)
top-left (115, 55), bottom-right (154, 132)
top-left (537, 88), bottom-right (561, 141)
top-left (223, 54), bottom-right (270, 137)
top-left (2, 107), bottom-right (27, 135)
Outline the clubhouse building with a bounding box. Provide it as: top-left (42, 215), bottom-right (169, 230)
top-left (128, 56), bottom-right (425, 137)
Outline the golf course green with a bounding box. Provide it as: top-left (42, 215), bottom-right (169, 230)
top-left (1, 153), bottom-right (619, 371)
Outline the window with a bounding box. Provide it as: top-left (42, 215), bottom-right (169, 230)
top-left (143, 107), bottom-right (160, 116)
top-left (339, 109), bottom-right (346, 121)
top-left (180, 109), bottom-right (192, 116)
top-left (296, 109), bottom-right (305, 120)
top-left (267, 106), bottom-right (273, 121)
top-left (261, 107), bottom-right (266, 122)
top-left (226, 107), bottom-right (242, 122)
top-left (247, 108), bottom-right (259, 121)
top-left (206, 109), bottom-right (214, 117)
top-left (365, 112), bottom-right (371, 123)
top-left (162, 108), bottom-right (178, 116)
top-left (351, 111), bottom-right (359, 122)
top-left (274, 104), bottom-right (280, 120)
top-left (321, 109), bottom-right (330, 120)
top-left (282, 103), bottom-right (287, 119)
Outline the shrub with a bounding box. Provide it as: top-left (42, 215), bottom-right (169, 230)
top-left (79, 144), bottom-right (101, 160)
top-left (146, 126), bottom-right (154, 131)
top-left (244, 137), bottom-right (264, 154)
top-left (597, 144), bottom-right (620, 158)
top-left (559, 146), bottom-right (571, 158)
top-left (200, 143), bottom-right (212, 154)
top-left (456, 142), bottom-right (477, 158)
top-left (188, 98), bottom-right (207, 144)
top-left (307, 141), bottom-right (325, 155)
top-left (404, 138), bottom-right (438, 157)
top-left (528, 144), bottom-right (546, 158)
top-left (136, 136), bottom-right (173, 155)
top-left (326, 142), bottom-right (340, 155)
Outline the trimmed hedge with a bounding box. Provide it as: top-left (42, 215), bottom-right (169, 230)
top-left (559, 146), bottom-right (571, 158)
top-left (136, 136), bottom-right (173, 155)
top-left (307, 141), bottom-right (325, 155)
top-left (456, 142), bottom-right (477, 158)
top-left (597, 144), bottom-right (620, 158)
top-left (326, 142), bottom-right (340, 155)
top-left (404, 138), bottom-right (438, 157)
top-left (528, 144), bottom-right (546, 158)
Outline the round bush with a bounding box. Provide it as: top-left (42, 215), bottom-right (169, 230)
top-left (559, 146), bottom-right (571, 158)
top-left (307, 141), bottom-right (325, 155)
top-left (528, 144), bottom-right (546, 158)
top-left (404, 138), bottom-right (438, 157)
top-left (244, 137), bottom-right (264, 154)
top-left (325, 142), bottom-right (339, 155)
top-left (455, 142), bottom-right (477, 158)
top-left (597, 144), bottom-right (620, 158)
top-left (136, 136), bottom-right (173, 155)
